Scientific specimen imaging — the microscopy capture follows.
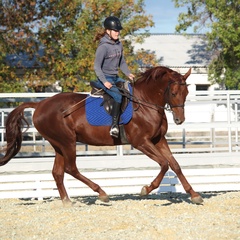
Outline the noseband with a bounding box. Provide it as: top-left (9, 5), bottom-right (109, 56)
top-left (165, 81), bottom-right (187, 110)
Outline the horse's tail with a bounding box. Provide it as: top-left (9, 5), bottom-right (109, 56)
top-left (0, 102), bottom-right (38, 166)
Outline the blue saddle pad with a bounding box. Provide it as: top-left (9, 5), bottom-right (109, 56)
top-left (86, 84), bottom-right (133, 126)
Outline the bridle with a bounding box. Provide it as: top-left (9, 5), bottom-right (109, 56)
top-left (164, 81), bottom-right (187, 110)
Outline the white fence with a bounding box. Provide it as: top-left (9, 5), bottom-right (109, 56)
top-left (0, 154), bottom-right (240, 200)
top-left (0, 91), bottom-right (240, 200)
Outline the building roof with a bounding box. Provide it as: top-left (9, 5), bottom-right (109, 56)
top-left (6, 34), bottom-right (212, 71)
top-left (133, 34), bottom-right (212, 68)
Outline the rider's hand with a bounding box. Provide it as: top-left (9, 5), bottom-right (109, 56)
top-left (104, 81), bottom-right (112, 89)
top-left (128, 73), bottom-right (135, 81)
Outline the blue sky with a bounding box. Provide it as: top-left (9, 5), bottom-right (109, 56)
top-left (143, 0), bottom-right (193, 33)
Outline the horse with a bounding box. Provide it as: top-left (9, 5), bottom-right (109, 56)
top-left (0, 66), bottom-right (203, 205)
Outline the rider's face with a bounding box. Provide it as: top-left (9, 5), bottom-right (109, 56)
top-left (106, 29), bottom-right (120, 40)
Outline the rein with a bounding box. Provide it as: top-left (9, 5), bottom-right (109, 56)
top-left (121, 81), bottom-right (187, 112)
top-left (62, 80), bottom-right (186, 117)
top-left (120, 88), bottom-right (167, 112)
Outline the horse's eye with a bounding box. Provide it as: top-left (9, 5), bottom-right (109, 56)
top-left (171, 92), bottom-right (176, 97)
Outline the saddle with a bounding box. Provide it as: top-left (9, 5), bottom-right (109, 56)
top-left (90, 81), bottom-right (131, 115)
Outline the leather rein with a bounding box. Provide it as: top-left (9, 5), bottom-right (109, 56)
top-left (123, 80), bottom-right (187, 112)
top-left (62, 81), bottom-right (187, 117)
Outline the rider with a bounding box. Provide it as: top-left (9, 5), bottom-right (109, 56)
top-left (94, 16), bottom-right (135, 138)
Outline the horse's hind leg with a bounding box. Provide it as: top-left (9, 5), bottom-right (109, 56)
top-left (61, 147), bottom-right (109, 203)
top-left (65, 164), bottom-right (109, 203)
top-left (52, 152), bottom-right (71, 205)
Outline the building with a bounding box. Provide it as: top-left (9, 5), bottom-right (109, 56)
top-left (133, 33), bottom-right (218, 92)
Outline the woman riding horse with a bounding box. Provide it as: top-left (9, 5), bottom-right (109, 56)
top-left (94, 16), bottom-right (135, 138)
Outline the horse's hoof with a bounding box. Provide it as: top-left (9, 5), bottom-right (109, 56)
top-left (62, 200), bottom-right (73, 207)
top-left (99, 195), bottom-right (109, 203)
top-left (140, 186), bottom-right (148, 197)
top-left (191, 195), bottom-right (203, 204)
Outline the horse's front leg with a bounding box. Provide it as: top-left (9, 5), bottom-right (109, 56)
top-left (140, 169), bottom-right (168, 197)
top-left (134, 139), bottom-right (170, 197)
top-left (158, 137), bottom-right (203, 204)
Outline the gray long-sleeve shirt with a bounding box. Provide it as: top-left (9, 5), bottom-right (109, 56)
top-left (94, 34), bottom-right (131, 84)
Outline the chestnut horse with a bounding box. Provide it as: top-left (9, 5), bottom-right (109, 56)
top-left (0, 66), bottom-right (203, 204)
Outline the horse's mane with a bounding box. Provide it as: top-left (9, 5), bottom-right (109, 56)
top-left (136, 66), bottom-right (174, 84)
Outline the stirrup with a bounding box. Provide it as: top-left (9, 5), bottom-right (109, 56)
top-left (110, 125), bottom-right (119, 138)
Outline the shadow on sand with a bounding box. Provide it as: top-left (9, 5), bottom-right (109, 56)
top-left (16, 191), bottom-right (228, 207)
top-left (71, 191), bottom-right (222, 206)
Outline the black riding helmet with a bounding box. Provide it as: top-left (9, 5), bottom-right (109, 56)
top-left (104, 16), bottom-right (123, 31)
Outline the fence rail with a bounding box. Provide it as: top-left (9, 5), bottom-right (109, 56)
top-left (1, 168), bottom-right (240, 200)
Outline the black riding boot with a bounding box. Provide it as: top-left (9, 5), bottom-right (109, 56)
top-left (110, 102), bottom-right (121, 138)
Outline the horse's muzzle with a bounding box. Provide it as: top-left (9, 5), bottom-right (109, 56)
top-left (174, 117), bottom-right (185, 125)
top-left (172, 110), bottom-right (185, 125)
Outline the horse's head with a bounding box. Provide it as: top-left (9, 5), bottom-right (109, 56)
top-left (165, 68), bottom-right (191, 125)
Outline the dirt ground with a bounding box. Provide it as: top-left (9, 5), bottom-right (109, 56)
top-left (0, 191), bottom-right (239, 240)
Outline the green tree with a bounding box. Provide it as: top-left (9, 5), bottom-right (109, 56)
top-left (0, 0), bottom-right (82, 92)
top-left (0, 0), bottom-right (156, 92)
top-left (174, 0), bottom-right (240, 89)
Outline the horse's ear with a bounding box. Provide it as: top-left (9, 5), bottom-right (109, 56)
top-left (184, 68), bottom-right (191, 80)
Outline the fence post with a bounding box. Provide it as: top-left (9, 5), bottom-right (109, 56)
top-left (117, 145), bottom-right (123, 156)
top-left (234, 99), bottom-right (239, 152)
top-left (182, 128), bottom-right (186, 148)
top-left (1, 111), bottom-right (4, 146)
top-left (36, 179), bottom-right (43, 201)
top-left (227, 93), bottom-right (232, 152)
